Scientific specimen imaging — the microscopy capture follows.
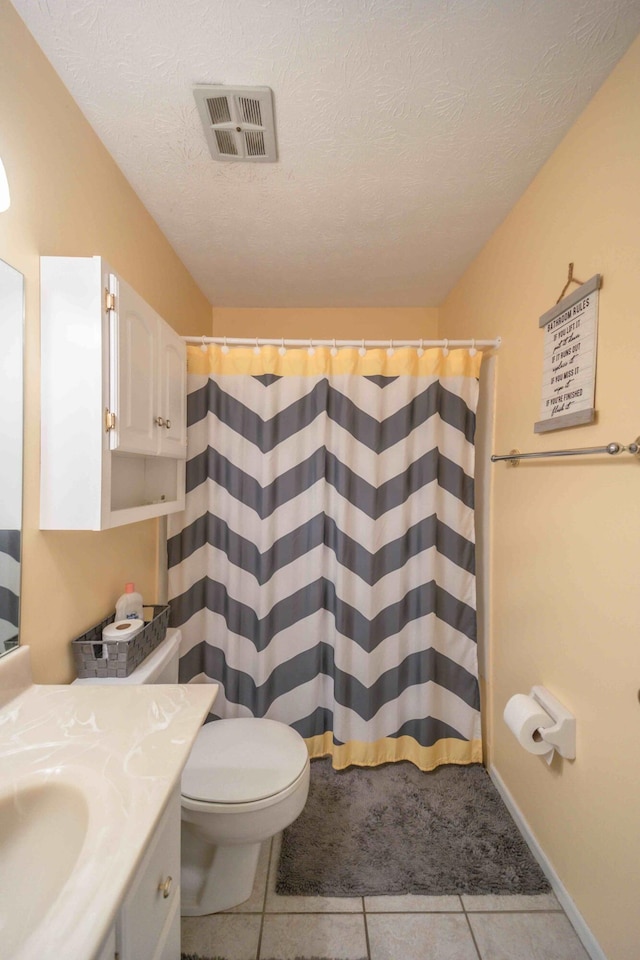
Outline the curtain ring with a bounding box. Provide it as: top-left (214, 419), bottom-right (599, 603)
top-left (221, 336), bottom-right (229, 355)
top-left (387, 338), bottom-right (394, 357)
top-left (469, 338), bottom-right (477, 357)
top-left (359, 338), bottom-right (366, 357)
top-left (331, 338), bottom-right (338, 357)
top-left (417, 338), bottom-right (424, 358)
top-left (443, 338), bottom-right (449, 357)
top-left (254, 337), bottom-right (261, 355)
top-left (279, 337), bottom-right (286, 357)
top-left (200, 335), bottom-right (208, 353)
top-left (308, 338), bottom-right (315, 356)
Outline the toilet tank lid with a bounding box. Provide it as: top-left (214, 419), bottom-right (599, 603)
top-left (181, 718), bottom-right (309, 804)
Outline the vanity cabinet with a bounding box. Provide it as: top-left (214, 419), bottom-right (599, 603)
top-left (96, 789), bottom-right (181, 960)
top-left (116, 789), bottom-right (181, 960)
top-left (40, 256), bottom-right (186, 530)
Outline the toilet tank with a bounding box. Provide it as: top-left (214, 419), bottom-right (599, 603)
top-left (73, 628), bottom-right (182, 685)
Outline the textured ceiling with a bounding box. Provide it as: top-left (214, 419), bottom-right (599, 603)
top-left (11, 1), bottom-right (640, 307)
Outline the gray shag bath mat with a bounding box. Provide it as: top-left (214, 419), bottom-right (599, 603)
top-left (277, 760), bottom-right (550, 897)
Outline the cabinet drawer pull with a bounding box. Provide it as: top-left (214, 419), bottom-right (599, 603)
top-left (158, 875), bottom-right (173, 899)
top-left (155, 416), bottom-right (165, 427)
top-left (165, 419), bottom-right (172, 430)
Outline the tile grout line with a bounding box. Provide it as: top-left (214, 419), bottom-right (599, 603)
top-left (462, 908), bottom-right (563, 915)
top-left (246, 907), bottom-right (562, 914)
top-left (460, 895), bottom-right (484, 960)
top-left (361, 897), bottom-right (372, 960)
top-left (255, 838), bottom-right (273, 960)
top-left (362, 908), bottom-right (465, 915)
top-left (250, 908), bottom-right (461, 915)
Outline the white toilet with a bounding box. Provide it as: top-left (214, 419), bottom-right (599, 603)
top-left (74, 628), bottom-right (310, 915)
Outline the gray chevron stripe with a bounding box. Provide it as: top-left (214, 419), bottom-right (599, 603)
top-left (186, 447), bottom-right (474, 515)
top-left (289, 710), bottom-right (468, 746)
top-left (0, 585), bottom-right (19, 628)
top-left (178, 640), bottom-right (479, 717)
top-left (170, 576), bottom-right (477, 646)
top-left (167, 512), bottom-right (475, 580)
top-left (203, 704), bottom-right (466, 747)
top-left (288, 707), bottom-right (335, 740)
top-left (0, 530), bottom-right (20, 563)
top-left (186, 379), bottom-right (476, 450)
top-left (253, 374), bottom-right (282, 386)
top-left (364, 376), bottom-right (399, 388)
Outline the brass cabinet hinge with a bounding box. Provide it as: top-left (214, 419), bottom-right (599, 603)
top-left (105, 289), bottom-right (116, 312)
top-left (105, 408), bottom-right (116, 432)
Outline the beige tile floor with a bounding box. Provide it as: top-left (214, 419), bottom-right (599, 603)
top-left (181, 834), bottom-right (591, 960)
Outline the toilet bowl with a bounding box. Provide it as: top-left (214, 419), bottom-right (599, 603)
top-left (181, 716), bottom-right (309, 913)
top-left (73, 629), bottom-right (310, 915)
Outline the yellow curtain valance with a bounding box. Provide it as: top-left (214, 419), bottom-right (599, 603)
top-left (188, 344), bottom-right (483, 379)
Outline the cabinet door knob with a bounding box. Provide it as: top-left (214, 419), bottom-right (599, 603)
top-left (155, 416), bottom-right (165, 427)
top-left (165, 419), bottom-right (172, 430)
top-left (158, 875), bottom-right (173, 899)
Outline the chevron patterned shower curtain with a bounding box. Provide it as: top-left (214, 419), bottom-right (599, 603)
top-left (168, 344), bottom-right (483, 771)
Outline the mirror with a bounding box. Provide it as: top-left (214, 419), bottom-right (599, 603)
top-left (0, 259), bottom-right (24, 656)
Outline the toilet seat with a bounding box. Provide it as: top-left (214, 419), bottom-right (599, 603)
top-left (181, 718), bottom-right (309, 805)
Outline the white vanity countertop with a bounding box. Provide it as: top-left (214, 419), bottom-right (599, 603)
top-left (0, 649), bottom-right (217, 960)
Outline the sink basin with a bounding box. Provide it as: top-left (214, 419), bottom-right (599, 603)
top-left (0, 650), bottom-right (216, 960)
top-left (0, 773), bottom-right (90, 957)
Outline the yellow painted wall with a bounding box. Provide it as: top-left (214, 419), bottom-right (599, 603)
top-left (3, 1), bottom-right (637, 948)
top-left (212, 306), bottom-right (439, 341)
top-left (0, 1), bottom-right (211, 683)
top-left (440, 34), bottom-right (640, 960)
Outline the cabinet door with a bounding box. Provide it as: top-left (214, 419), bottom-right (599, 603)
top-left (116, 791), bottom-right (180, 960)
top-left (158, 321), bottom-right (187, 458)
top-left (112, 276), bottom-right (159, 455)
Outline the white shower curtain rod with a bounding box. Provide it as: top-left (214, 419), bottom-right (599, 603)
top-left (184, 335), bottom-right (502, 351)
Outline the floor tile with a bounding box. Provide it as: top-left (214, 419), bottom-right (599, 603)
top-left (265, 888), bottom-right (363, 913)
top-left (468, 912), bottom-right (590, 960)
top-left (224, 839), bottom-right (271, 913)
top-left (260, 913), bottom-right (368, 959)
top-left (266, 833), bottom-right (362, 913)
top-left (462, 892), bottom-right (560, 912)
top-left (367, 913), bottom-right (478, 960)
top-left (181, 913), bottom-right (262, 960)
top-left (365, 894), bottom-right (463, 912)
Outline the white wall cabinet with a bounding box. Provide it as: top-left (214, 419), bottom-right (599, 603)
top-left (112, 275), bottom-right (187, 458)
top-left (157, 313), bottom-right (188, 456)
top-left (40, 256), bottom-right (187, 530)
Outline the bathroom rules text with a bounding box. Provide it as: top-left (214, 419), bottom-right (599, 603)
top-left (534, 274), bottom-right (600, 434)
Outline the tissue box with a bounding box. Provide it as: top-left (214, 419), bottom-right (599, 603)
top-left (71, 604), bottom-right (170, 679)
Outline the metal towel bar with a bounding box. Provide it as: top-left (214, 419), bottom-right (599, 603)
top-left (491, 438), bottom-right (640, 465)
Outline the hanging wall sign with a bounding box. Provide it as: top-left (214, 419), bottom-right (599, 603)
top-left (534, 274), bottom-right (601, 434)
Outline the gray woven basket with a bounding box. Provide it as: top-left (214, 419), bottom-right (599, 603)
top-left (72, 604), bottom-right (170, 679)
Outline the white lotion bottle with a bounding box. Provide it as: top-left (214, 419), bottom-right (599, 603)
top-left (115, 582), bottom-right (144, 621)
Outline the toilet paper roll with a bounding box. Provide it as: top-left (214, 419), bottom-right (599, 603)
top-left (102, 618), bottom-right (144, 642)
top-left (503, 694), bottom-right (554, 756)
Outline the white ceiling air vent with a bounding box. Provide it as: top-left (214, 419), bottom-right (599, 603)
top-left (193, 84), bottom-right (277, 163)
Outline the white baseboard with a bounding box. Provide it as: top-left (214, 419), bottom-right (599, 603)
top-left (489, 764), bottom-right (608, 960)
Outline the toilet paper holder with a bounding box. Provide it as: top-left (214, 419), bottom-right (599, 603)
top-left (530, 685), bottom-right (576, 759)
